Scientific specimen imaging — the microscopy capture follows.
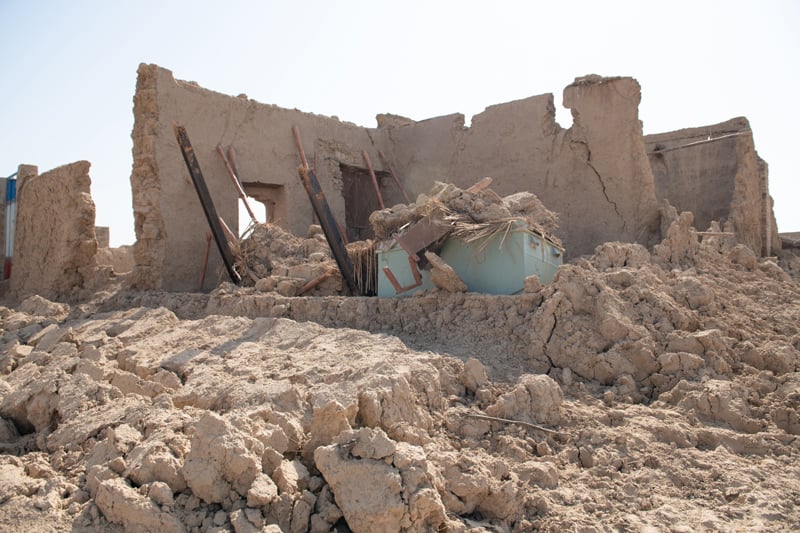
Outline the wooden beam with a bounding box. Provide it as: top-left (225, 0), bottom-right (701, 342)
top-left (378, 150), bottom-right (410, 203)
top-left (297, 269), bottom-right (334, 296)
top-left (292, 125), bottom-right (309, 169)
top-left (173, 124), bottom-right (240, 284)
top-left (298, 166), bottom-right (360, 295)
top-left (362, 150), bottom-right (385, 209)
top-left (467, 177), bottom-right (493, 193)
top-left (216, 144), bottom-right (257, 224)
top-left (649, 130), bottom-right (751, 155)
top-left (692, 231), bottom-right (736, 237)
top-left (199, 232), bottom-right (212, 290)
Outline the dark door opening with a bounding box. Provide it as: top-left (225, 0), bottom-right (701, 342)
top-left (340, 163), bottom-right (403, 242)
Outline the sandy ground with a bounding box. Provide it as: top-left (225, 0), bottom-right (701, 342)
top-left (0, 213), bottom-right (799, 532)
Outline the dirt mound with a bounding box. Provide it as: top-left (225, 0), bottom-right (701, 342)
top-left (0, 209), bottom-right (799, 531)
top-left (236, 223), bottom-right (345, 297)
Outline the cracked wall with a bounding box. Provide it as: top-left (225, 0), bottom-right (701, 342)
top-left (383, 75), bottom-right (661, 257)
top-left (131, 66), bottom-right (774, 292)
top-left (645, 118), bottom-right (779, 255)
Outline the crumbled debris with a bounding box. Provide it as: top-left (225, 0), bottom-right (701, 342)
top-left (236, 223), bottom-right (344, 296)
top-left (369, 180), bottom-right (560, 245)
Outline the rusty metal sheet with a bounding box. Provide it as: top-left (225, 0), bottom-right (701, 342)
top-left (394, 215), bottom-right (452, 258)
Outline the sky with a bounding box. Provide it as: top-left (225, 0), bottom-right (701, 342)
top-left (1, 1), bottom-right (798, 246)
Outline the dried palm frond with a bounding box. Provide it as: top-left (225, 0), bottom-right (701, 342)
top-left (348, 239), bottom-right (378, 296)
top-left (449, 216), bottom-right (562, 252)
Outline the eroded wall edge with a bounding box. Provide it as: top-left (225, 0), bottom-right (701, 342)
top-left (10, 161), bottom-right (100, 300)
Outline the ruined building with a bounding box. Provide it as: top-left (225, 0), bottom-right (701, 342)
top-left (0, 64), bottom-right (780, 296)
top-left (128, 65), bottom-right (778, 292)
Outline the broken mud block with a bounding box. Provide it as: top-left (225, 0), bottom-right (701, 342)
top-left (182, 411), bottom-right (263, 503)
top-left (485, 374), bottom-right (563, 426)
top-left (425, 251), bottom-right (467, 292)
top-left (314, 427), bottom-right (446, 532)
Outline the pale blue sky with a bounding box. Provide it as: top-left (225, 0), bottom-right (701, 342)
top-left (1, 1), bottom-right (798, 246)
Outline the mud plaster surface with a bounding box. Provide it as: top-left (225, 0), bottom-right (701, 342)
top-left (133, 67), bottom-right (677, 292)
top-left (0, 215), bottom-right (799, 532)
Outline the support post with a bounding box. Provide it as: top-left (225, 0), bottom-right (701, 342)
top-left (362, 150), bottom-right (385, 209)
top-left (173, 124), bottom-right (240, 284)
top-left (378, 150), bottom-right (410, 203)
top-left (298, 166), bottom-right (360, 295)
top-left (216, 144), bottom-right (257, 224)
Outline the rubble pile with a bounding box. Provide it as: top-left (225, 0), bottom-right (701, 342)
top-left (236, 223), bottom-right (344, 297)
top-left (0, 207), bottom-right (798, 530)
top-left (369, 180), bottom-right (560, 243)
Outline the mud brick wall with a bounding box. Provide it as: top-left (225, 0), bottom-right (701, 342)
top-left (131, 65), bottom-right (777, 291)
top-left (130, 64), bottom-right (397, 292)
top-left (645, 117), bottom-right (779, 255)
top-left (385, 75), bottom-right (661, 259)
top-left (10, 161), bottom-right (99, 299)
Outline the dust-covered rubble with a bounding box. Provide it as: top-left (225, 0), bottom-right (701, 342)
top-left (0, 208), bottom-right (799, 531)
top-left (369, 180), bottom-right (560, 243)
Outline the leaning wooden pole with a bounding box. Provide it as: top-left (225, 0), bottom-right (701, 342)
top-left (362, 150), bottom-right (385, 209)
top-left (199, 233), bottom-right (212, 289)
top-left (378, 150), bottom-right (410, 203)
top-left (292, 125), bottom-right (309, 169)
top-left (297, 166), bottom-right (359, 295)
top-left (173, 124), bottom-right (240, 284)
top-left (216, 144), bottom-right (258, 224)
top-left (227, 146), bottom-right (241, 180)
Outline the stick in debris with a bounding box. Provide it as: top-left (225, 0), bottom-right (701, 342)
top-left (464, 412), bottom-right (560, 435)
top-left (297, 269), bottom-right (335, 296)
top-left (466, 176), bottom-right (493, 193)
top-left (216, 144), bottom-right (258, 225)
top-left (362, 150), bottom-right (385, 209)
top-left (378, 150), bottom-right (410, 203)
top-left (218, 216), bottom-right (260, 283)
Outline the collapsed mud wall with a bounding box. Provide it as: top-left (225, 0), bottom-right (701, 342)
top-left (381, 75), bottom-right (661, 258)
top-left (645, 118), bottom-right (779, 256)
top-left (9, 161), bottom-right (100, 300)
top-left (130, 64), bottom-right (395, 292)
top-left (131, 65), bottom-right (778, 291)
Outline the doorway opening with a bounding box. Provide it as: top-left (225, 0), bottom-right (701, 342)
top-left (241, 183), bottom-right (286, 231)
top-left (340, 163), bottom-right (403, 242)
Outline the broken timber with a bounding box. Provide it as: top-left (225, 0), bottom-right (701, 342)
top-left (297, 166), bottom-right (361, 295)
top-left (173, 124), bottom-right (241, 284)
top-left (216, 144), bottom-right (258, 224)
top-left (362, 150), bottom-right (385, 210)
top-left (378, 150), bottom-right (410, 204)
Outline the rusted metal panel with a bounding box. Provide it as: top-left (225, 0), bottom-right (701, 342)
top-left (394, 215), bottom-right (452, 258)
